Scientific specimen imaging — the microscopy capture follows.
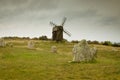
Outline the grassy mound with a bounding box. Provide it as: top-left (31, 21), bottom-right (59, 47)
top-left (0, 40), bottom-right (120, 80)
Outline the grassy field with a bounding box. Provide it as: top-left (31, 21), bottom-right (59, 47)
top-left (0, 40), bottom-right (120, 80)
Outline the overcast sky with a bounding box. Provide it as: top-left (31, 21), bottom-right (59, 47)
top-left (0, 0), bottom-right (120, 42)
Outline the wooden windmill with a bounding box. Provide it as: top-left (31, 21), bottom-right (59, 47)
top-left (50, 17), bottom-right (71, 42)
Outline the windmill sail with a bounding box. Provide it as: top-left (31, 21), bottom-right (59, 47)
top-left (61, 17), bottom-right (67, 26)
top-left (63, 29), bottom-right (71, 37)
top-left (50, 22), bottom-right (57, 26)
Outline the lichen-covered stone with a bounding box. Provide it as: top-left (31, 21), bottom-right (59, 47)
top-left (72, 39), bottom-right (97, 62)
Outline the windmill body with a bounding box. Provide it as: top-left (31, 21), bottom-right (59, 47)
top-left (52, 26), bottom-right (63, 41)
top-left (50, 17), bottom-right (71, 42)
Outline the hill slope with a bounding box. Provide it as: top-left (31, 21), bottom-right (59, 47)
top-left (0, 40), bottom-right (120, 80)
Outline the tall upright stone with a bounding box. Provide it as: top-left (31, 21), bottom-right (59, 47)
top-left (0, 38), bottom-right (6, 47)
top-left (28, 41), bottom-right (35, 49)
top-left (72, 39), bottom-right (97, 62)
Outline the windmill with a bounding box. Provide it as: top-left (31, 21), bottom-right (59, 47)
top-left (50, 17), bottom-right (71, 42)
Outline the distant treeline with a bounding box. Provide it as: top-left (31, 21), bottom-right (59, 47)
top-left (71, 40), bottom-right (120, 47)
top-left (2, 36), bottom-right (50, 40)
top-left (1, 36), bottom-right (120, 47)
top-left (2, 36), bottom-right (68, 41)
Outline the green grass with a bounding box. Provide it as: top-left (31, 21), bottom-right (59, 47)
top-left (0, 40), bottom-right (120, 80)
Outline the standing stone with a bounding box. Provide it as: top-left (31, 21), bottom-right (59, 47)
top-left (28, 41), bottom-right (35, 49)
top-left (0, 38), bottom-right (6, 47)
top-left (90, 47), bottom-right (97, 60)
top-left (6, 42), bottom-right (13, 47)
top-left (51, 46), bottom-right (57, 53)
top-left (71, 39), bottom-right (97, 62)
top-left (9, 43), bottom-right (13, 47)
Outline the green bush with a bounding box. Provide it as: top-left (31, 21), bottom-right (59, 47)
top-left (102, 41), bottom-right (112, 46)
top-left (39, 36), bottom-right (48, 40)
top-left (71, 40), bottom-right (79, 43)
top-left (112, 43), bottom-right (120, 47)
top-left (87, 40), bottom-right (99, 44)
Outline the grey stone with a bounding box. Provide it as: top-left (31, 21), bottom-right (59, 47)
top-left (28, 41), bottom-right (35, 49)
top-left (0, 38), bottom-right (6, 47)
top-left (51, 46), bottom-right (57, 53)
top-left (72, 39), bottom-right (97, 62)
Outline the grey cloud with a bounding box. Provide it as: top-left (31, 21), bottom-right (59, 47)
top-left (0, 0), bottom-right (58, 20)
top-left (0, 0), bottom-right (120, 42)
top-left (98, 16), bottom-right (120, 27)
top-left (61, 9), bottom-right (99, 20)
top-left (0, 0), bottom-right (58, 11)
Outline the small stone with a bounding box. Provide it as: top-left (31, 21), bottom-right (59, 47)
top-left (0, 38), bottom-right (6, 47)
top-left (28, 41), bottom-right (35, 49)
top-left (51, 46), bottom-right (57, 53)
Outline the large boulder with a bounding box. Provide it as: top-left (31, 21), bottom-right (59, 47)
top-left (72, 39), bottom-right (97, 62)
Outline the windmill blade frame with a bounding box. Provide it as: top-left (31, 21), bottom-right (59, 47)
top-left (61, 17), bottom-right (67, 26)
top-left (50, 21), bottom-right (57, 26)
top-left (63, 29), bottom-right (71, 37)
